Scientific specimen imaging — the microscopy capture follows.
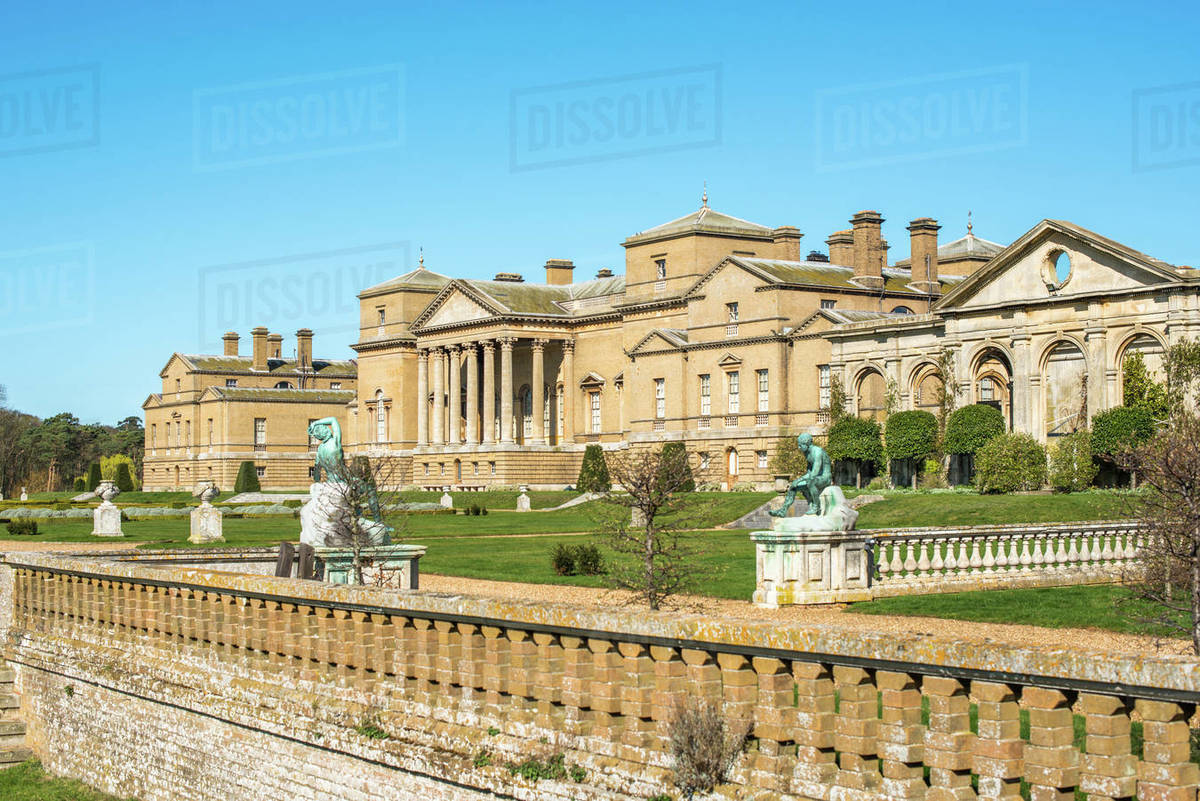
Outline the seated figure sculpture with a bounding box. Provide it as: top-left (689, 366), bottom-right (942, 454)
top-left (770, 433), bottom-right (832, 517)
top-left (301, 417), bottom-right (392, 547)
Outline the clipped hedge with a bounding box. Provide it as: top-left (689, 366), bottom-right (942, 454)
top-left (885, 410), bottom-right (939, 460)
top-left (115, 462), bottom-right (135, 492)
top-left (234, 461), bottom-right (261, 494)
top-left (1091, 406), bottom-right (1155, 461)
top-left (974, 433), bottom-right (1047, 494)
top-left (576, 445), bottom-right (611, 493)
top-left (943, 404), bottom-right (1006, 455)
top-left (87, 463), bottom-right (101, 491)
top-left (826, 417), bottom-right (885, 466)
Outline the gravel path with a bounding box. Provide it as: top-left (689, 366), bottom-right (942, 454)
top-left (420, 573), bottom-right (1190, 657)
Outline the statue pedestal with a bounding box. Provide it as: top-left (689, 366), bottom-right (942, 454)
top-left (751, 485), bottom-right (871, 607)
top-left (91, 501), bottom-right (123, 537)
top-left (315, 544), bottom-right (427, 589)
top-left (189, 502), bottom-right (224, 544)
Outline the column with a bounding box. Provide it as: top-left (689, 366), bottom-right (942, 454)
top-left (448, 345), bottom-right (461, 444)
top-left (562, 340), bottom-right (575, 443)
top-left (500, 337), bottom-right (515, 444)
top-left (531, 339), bottom-right (547, 445)
top-left (1010, 332), bottom-right (1031, 434)
top-left (1085, 323), bottom-right (1107, 419)
top-left (416, 349), bottom-right (429, 447)
top-left (430, 347), bottom-right (444, 445)
top-left (465, 344), bottom-right (479, 444)
top-left (482, 341), bottom-right (496, 444)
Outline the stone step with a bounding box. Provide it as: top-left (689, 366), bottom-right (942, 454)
top-left (0, 668), bottom-right (14, 683)
top-left (0, 746), bottom-right (32, 765)
top-left (0, 720), bottom-right (25, 746)
top-left (0, 694), bottom-right (18, 710)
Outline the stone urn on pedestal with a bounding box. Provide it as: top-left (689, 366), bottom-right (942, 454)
top-left (189, 483), bottom-right (225, 544)
top-left (91, 481), bottom-right (123, 537)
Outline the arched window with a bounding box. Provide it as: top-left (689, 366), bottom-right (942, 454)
top-left (375, 389), bottom-right (387, 443)
top-left (543, 384), bottom-right (552, 443)
top-left (275, 381), bottom-right (293, 389)
top-left (520, 385), bottom-right (533, 440)
top-left (856, 370), bottom-right (887, 421)
top-left (891, 305), bottom-right (913, 314)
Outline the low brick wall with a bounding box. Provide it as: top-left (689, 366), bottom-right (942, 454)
top-left (2, 550), bottom-right (1199, 800)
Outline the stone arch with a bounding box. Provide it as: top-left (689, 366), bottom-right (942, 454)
top-left (1115, 329), bottom-right (1166, 406)
top-left (970, 344), bottom-right (1014, 428)
top-left (910, 365), bottom-right (944, 412)
top-left (1041, 339), bottom-right (1088, 439)
top-left (854, 366), bottom-right (888, 421)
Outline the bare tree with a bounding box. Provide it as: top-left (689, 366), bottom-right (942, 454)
top-left (1121, 412), bottom-right (1200, 653)
top-left (323, 455), bottom-right (407, 585)
top-left (599, 445), bottom-right (715, 610)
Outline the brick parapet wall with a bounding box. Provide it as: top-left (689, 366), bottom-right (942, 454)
top-left (3, 551), bottom-right (1199, 800)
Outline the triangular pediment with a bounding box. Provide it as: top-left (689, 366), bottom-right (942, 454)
top-left (937, 220), bottom-right (1182, 312)
top-left (413, 282), bottom-right (505, 331)
top-left (629, 328), bottom-right (689, 355)
top-left (579, 371), bottom-right (606, 388)
top-left (717, 352), bottom-right (743, 368)
top-left (158, 352), bottom-right (193, 378)
top-left (683, 256), bottom-right (777, 299)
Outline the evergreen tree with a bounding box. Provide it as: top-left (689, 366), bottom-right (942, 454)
top-left (576, 445), bottom-right (611, 492)
top-left (73, 477), bottom-right (85, 492)
top-left (114, 462), bottom-right (135, 492)
top-left (87, 462), bottom-right (101, 491)
top-left (234, 461), bottom-right (261, 493)
top-left (659, 442), bottom-right (694, 492)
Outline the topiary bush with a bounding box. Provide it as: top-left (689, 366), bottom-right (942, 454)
top-left (1048, 430), bottom-right (1098, 492)
top-left (1091, 406), bottom-right (1156, 462)
top-left (6, 519), bottom-right (38, 536)
top-left (974, 433), bottom-right (1047, 494)
top-left (885, 410), bottom-right (939, 488)
top-left (659, 442), bottom-right (695, 492)
top-left (943, 404), bottom-right (1007, 455)
top-left (73, 477), bottom-right (86, 492)
top-left (114, 462), bottom-right (135, 492)
top-left (234, 461), bottom-right (261, 493)
top-left (826, 416), bottom-right (884, 487)
top-left (87, 462), bottom-right (101, 491)
top-left (576, 445), bottom-right (611, 493)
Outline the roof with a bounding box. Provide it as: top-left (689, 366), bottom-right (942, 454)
top-left (1048, 219), bottom-right (1178, 273)
top-left (178, 355), bottom-right (357, 378)
top-left (206, 387), bottom-right (356, 403)
top-left (718, 256), bottom-right (966, 294)
top-left (360, 266), bottom-right (453, 295)
top-left (624, 205), bottom-right (775, 245)
top-left (892, 232), bottom-right (1006, 267)
top-left (419, 274), bottom-right (626, 326)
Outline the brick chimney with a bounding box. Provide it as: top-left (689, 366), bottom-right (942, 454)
top-left (267, 333), bottom-right (283, 359)
top-left (296, 328), bottom-right (313, 370)
top-left (851, 210), bottom-right (885, 288)
top-left (251, 326), bottom-right (269, 371)
top-left (908, 217), bottom-right (941, 295)
top-left (544, 259), bottom-right (574, 285)
top-left (825, 230), bottom-right (854, 266)
top-left (222, 331), bottom-right (239, 357)
top-left (772, 226), bottom-right (804, 261)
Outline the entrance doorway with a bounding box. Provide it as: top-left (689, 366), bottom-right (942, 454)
top-left (726, 448), bottom-right (739, 488)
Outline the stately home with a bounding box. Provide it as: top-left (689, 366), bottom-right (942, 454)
top-left (145, 197), bottom-right (1189, 491)
top-left (142, 328), bottom-right (356, 491)
top-left (346, 200), bottom-right (1000, 489)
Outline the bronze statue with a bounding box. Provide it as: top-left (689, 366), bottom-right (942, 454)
top-left (769, 433), bottom-right (833, 517)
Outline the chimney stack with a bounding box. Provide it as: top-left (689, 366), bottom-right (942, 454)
top-left (544, 259), bottom-right (575, 285)
top-left (296, 328), bottom-right (314, 370)
top-left (251, 327), bottom-right (269, 371)
top-left (267, 333), bottom-right (283, 359)
top-left (908, 217), bottom-right (941, 295)
top-left (825, 230), bottom-right (854, 266)
top-left (222, 331), bottom-right (239, 357)
top-left (772, 226), bottom-right (804, 261)
top-left (851, 210), bottom-right (885, 288)
top-left (596, 268), bottom-right (614, 278)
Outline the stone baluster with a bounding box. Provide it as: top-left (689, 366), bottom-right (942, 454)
top-left (750, 657), bottom-right (795, 792)
top-left (957, 538), bottom-right (971, 576)
top-left (973, 681), bottom-right (1024, 801)
top-left (833, 666), bottom-right (880, 794)
top-left (1112, 530), bottom-right (1126, 561)
top-left (994, 535), bottom-right (1010, 572)
top-left (878, 543), bottom-right (892, 582)
top-left (1066, 533), bottom-right (1080, 567)
top-left (1019, 535), bottom-right (1033, 571)
top-left (890, 542), bottom-right (905, 577)
top-left (1079, 694), bottom-right (1136, 801)
top-left (1054, 533), bottom-right (1069, 568)
top-left (877, 670), bottom-right (926, 800)
top-left (1101, 530), bottom-right (1115, 562)
top-left (1090, 532), bottom-right (1102, 565)
top-left (924, 676), bottom-right (975, 800)
top-left (904, 540), bottom-right (919, 575)
top-left (944, 537), bottom-right (959, 574)
top-left (1135, 699), bottom-right (1200, 800)
top-left (1023, 687), bottom-right (1079, 801)
top-left (560, 635), bottom-right (594, 737)
top-left (916, 538), bottom-right (932, 578)
top-left (1032, 534), bottom-right (1045, 569)
top-left (931, 538), bottom-right (945, 575)
top-left (1079, 533), bottom-right (1092, 565)
top-left (982, 536), bottom-right (996, 573)
top-left (650, 646), bottom-right (686, 753)
top-left (969, 538), bottom-right (984, 572)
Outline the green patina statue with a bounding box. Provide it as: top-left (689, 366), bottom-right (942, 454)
top-left (769, 433), bottom-right (832, 517)
top-left (308, 417), bottom-right (344, 482)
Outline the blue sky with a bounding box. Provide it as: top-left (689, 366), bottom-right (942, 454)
top-left (1, 0), bottom-right (1197, 423)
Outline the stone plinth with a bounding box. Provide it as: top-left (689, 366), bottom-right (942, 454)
top-left (516, 488), bottom-right (531, 512)
top-left (189, 503), bottom-right (224, 544)
top-left (315, 544), bottom-right (427, 589)
top-left (92, 502), bottom-right (123, 538)
top-left (439, 490), bottom-right (453, 509)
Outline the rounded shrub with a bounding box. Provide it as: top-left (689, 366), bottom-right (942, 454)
top-left (826, 417), bottom-right (884, 467)
top-left (1048, 430), bottom-right (1098, 492)
top-left (576, 445), bottom-right (611, 493)
top-left (1091, 406), bottom-right (1156, 462)
top-left (974, 433), bottom-right (1047, 494)
top-left (943, 404), bottom-right (1006, 455)
top-left (885, 410), bottom-right (939, 460)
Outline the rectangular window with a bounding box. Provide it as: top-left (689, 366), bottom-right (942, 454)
top-left (757, 450), bottom-right (768, 469)
top-left (377, 308), bottom-right (385, 326)
top-left (820, 299), bottom-right (836, 309)
top-left (185, 420), bottom-right (191, 447)
top-left (980, 377), bottom-right (995, 402)
top-left (226, 379), bottom-right (237, 388)
top-left (590, 392), bottom-right (601, 433)
top-left (331, 382), bottom-right (341, 390)
top-left (490, 461), bottom-right (497, 475)
top-left (699, 374), bottom-right (711, 416)
top-left (819, 365), bottom-right (831, 409)
top-left (308, 419), bottom-right (318, 448)
top-left (207, 418), bottom-right (213, 446)
top-left (175, 421), bottom-right (181, 447)
top-left (254, 418), bottom-right (266, 449)
top-left (757, 369), bottom-right (769, 412)
top-left (255, 466), bottom-right (266, 478)
top-left (727, 371), bottom-right (740, 414)
top-left (700, 453), bottom-right (710, 470)
top-left (175, 378), bottom-right (181, 396)
top-left (654, 378), bottom-right (666, 419)
top-left (655, 258), bottom-right (666, 279)
top-left (726, 302), bottom-right (739, 322)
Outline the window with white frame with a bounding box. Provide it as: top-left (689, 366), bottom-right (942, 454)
top-left (820, 299), bottom-right (836, 309)
top-left (757, 369), bottom-right (769, 412)
top-left (654, 378), bottom-right (666, 418)
top-left (151, 424), bottom-right (156, 451)
top-left (655, 259), bottom-right (667, 280)
top-left (543, 385), bottom-right (552, 439)
top-left (254, 418), bottom-right (266, 449)
top-left (590, 392), bottom-right (601, 433)
top-left (185, 420), bottom-right (191, 447)
top-left (175, 421), bottom-right (181, 447)
top-left (521, 386), bottom-right (533, 439)
top-left (331, 382), bottom-right (341, 390)
top-left (818, 365), bottom-right (831, 409)
top-left (207, 418), bottom-right (213, 448)
top-left (375, 390), bottom-right (387, 443)
top-left (980, 376), bottom-right (995, 402)
top-left (727, 371), bottom-right (740, 414)
top-left (699, 374), bottom-right (711, 416)
top-left (727, 302), bottom-right (739, 322)
top-left (255, 466), bottom-right (266, 478)
top-left (226, 379), bottom-right (237, 387)
top-left (757, 450), bottom-right (768, 468)
top-left (700, 452), bottom-right (710, 470)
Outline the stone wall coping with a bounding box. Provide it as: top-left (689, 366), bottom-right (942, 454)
top-left (869, 519), bottom-right (1140, 538)
top-left (4, 550), bottom-right (1197, 700)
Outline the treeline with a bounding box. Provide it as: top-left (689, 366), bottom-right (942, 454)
top-left (0, 386), bottom-right (143, 496)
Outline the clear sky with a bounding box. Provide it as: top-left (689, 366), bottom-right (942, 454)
top-left (1, 0), bottom-right (1197, 424)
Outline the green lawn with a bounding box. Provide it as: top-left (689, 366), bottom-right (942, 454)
top-left (849, 585), bottom-right (1184, 638)
top-left (856, 490), bottom-right (1136, 529)
top-left (0, 761), bottom-right (135, 801)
